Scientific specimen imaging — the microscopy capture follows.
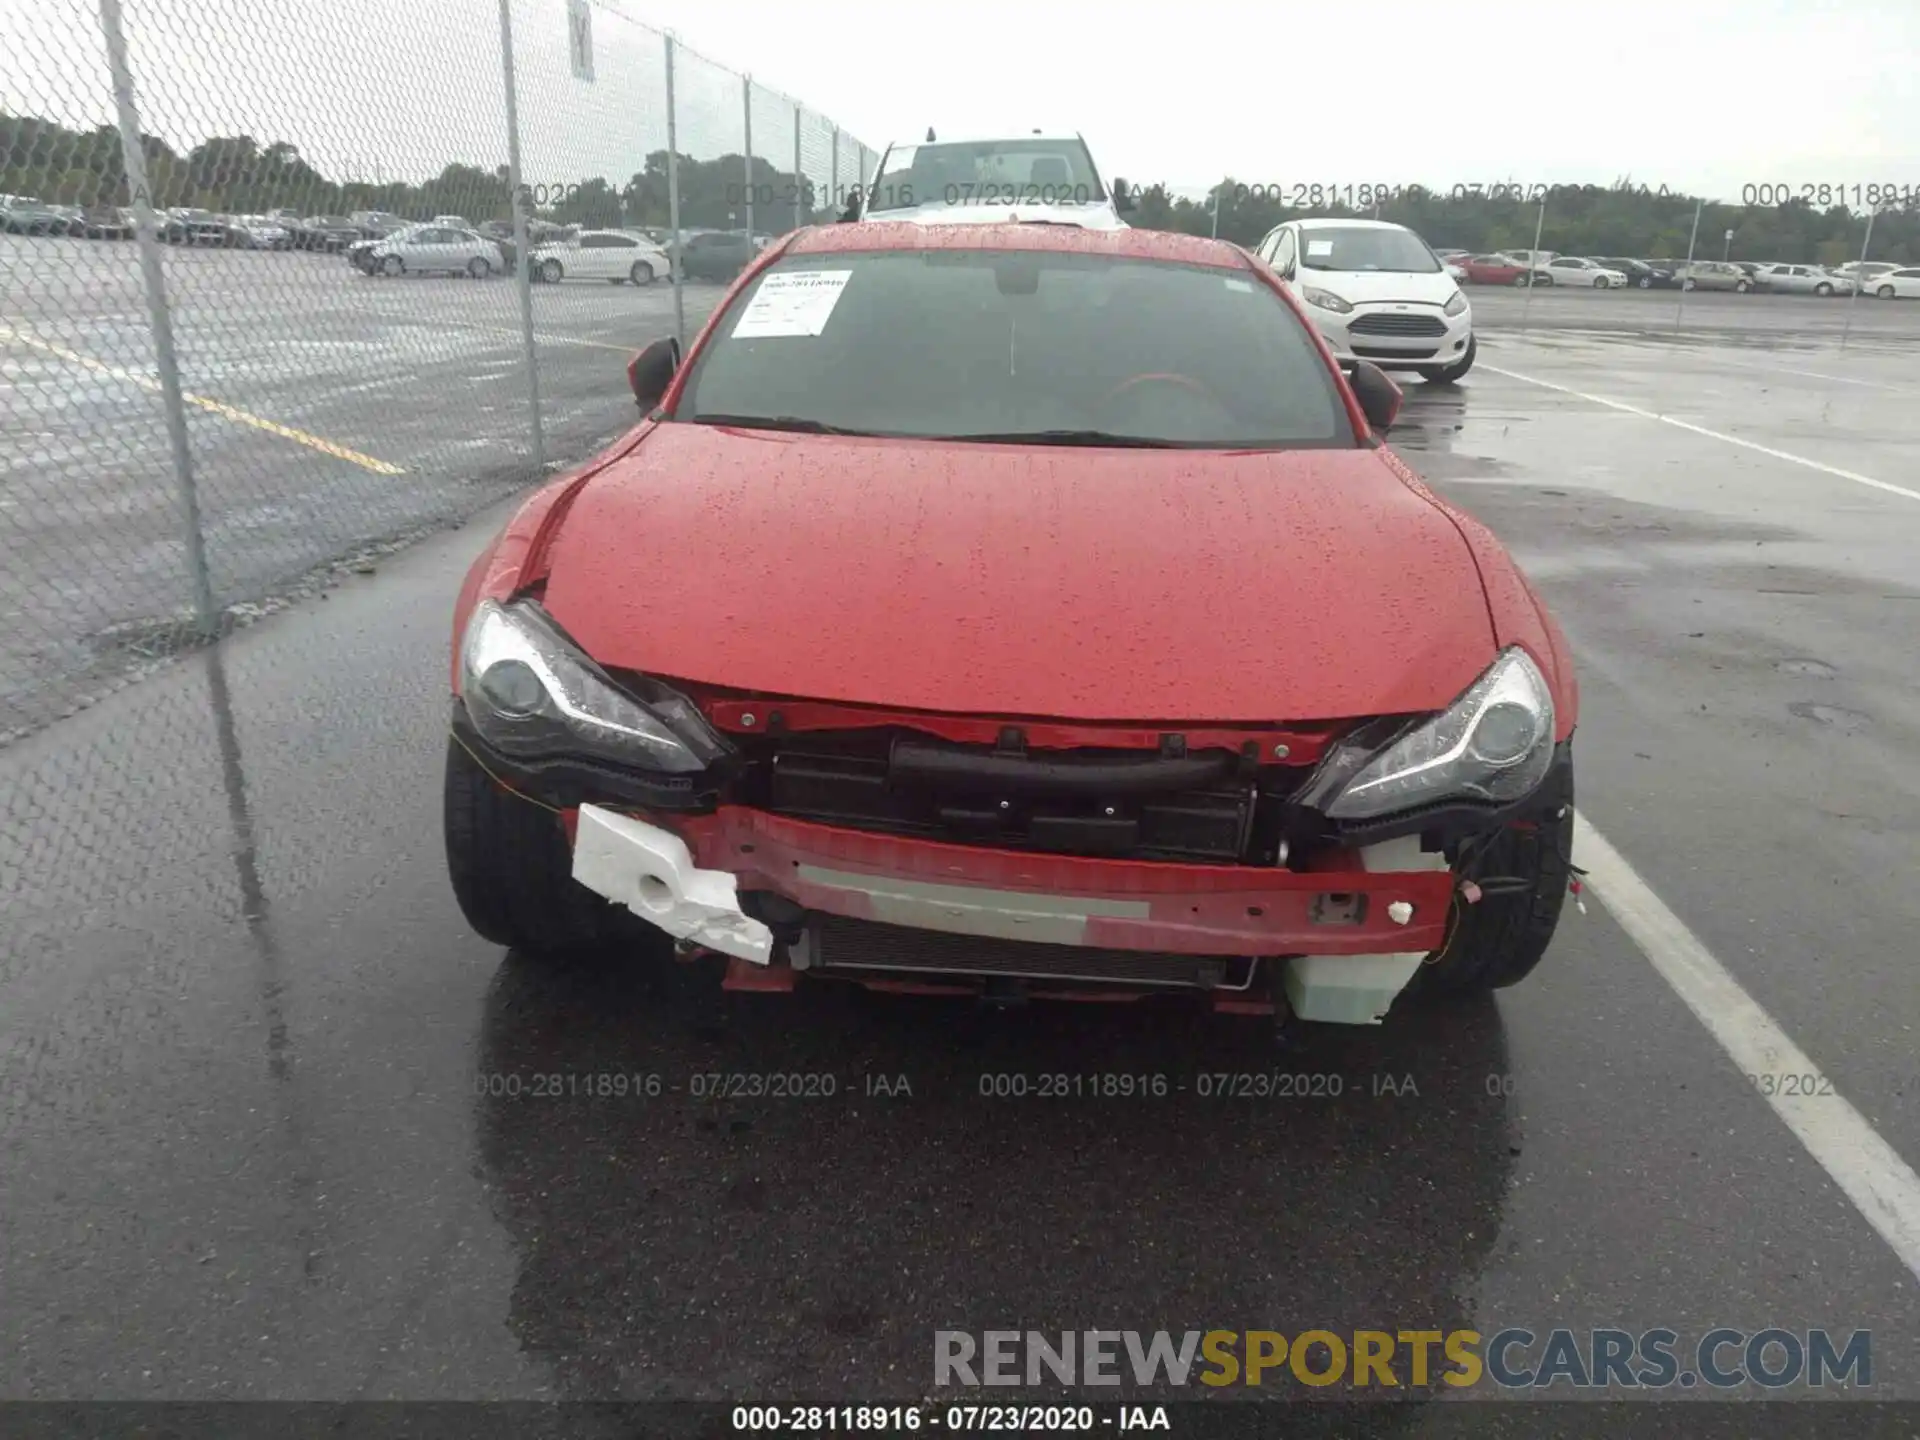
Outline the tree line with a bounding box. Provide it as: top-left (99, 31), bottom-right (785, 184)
top-left (0, 114), bottom-right (840, 231)
top-left (6, 114), bottom-right (1915, 264)
top-left (1123, 178), bottom-right (1920, 266)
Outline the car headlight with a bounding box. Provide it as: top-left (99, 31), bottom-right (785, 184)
top-left (1443, 290), bottom-right (1468, 316)
top-left (459, 598), bottom-right (729, 774)
top-left (1301, 286), bottom-right (1354, 314)
top-left (1308, 648), bottom-right (1556, 821)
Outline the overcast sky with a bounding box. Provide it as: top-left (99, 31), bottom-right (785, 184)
top-left (5, 0), bottom-right (1916, 204)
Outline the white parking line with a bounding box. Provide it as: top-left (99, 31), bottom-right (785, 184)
top-left (1482, 363), bottom-right (1920, 503)
top-left (1576, 814), bottom-right (1920, 1283)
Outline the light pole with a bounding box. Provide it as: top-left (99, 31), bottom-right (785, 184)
top-left (1674, 195), bottom-right (1704, 331)
top-left (1841, 202), bottom-right (1879, 351)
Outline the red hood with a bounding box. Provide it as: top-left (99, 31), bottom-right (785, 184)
top-left (538, 424), bottom-right (1497, 722)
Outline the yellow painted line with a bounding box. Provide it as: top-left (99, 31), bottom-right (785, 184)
top-left (0, 324), bottom-right (406, 475)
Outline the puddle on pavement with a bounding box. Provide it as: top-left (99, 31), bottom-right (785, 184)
top-left (1787, 700), bottom-right (1873, 732)
top-left (1775, 658), bottom-right (1838, 679)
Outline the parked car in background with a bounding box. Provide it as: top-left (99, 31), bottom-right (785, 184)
top-left (1457, 253), bottom-right (1538, 285)
top-left (530, 228), bottom-right (672, 285)
top-left (1866, 266), bottom-right (1920, 298)
top-left (1541, 256), bottom-right (1629, 288)
top-left (365, 224), bottom-right (503, 277)
top-left (2, 195), bottom-right (71, 234)
top-left (228, 215), bottom-right (294, 249)
top-left (82, 205), bottom-right (134, 239)
top-left (1442, 258), bottom-right (1468, 282)
top-left (677, 229), bottom-right (758, 281)
top-left (45, 204), bottom-right (88, 237)
top-left (1253, 216), bottom-right (1475, 382)
top-left (432, 213), bottom-right (471, 228)
top-left (163, 208), bottom-right (230, 245)
top-left (291, 215), bottom-right (363, 251)
top-left (349, 210), bottom-right (410, 238)
top-left (1835, 261), bottom-right (1899, 289)
top-left (1754, 263), bottom-right (1853, 296)
top-left (854, 131), bottom-right (1130, 230)
top-left (1593, 257), bottom-right (1677, 289)
top-left (1677, 260), bottom-right (1753, 292)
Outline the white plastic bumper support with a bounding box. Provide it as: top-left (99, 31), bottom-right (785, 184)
top-left (571, 804), bottom-right (774, 964)
top-left (1282, 835), bottom-right (1451, 1025)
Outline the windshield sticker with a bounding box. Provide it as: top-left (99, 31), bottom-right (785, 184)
top-left (1306, 239), bottom-right (1334, 257)
top-left (731, 270), bottom-right (853, 338)
top-left (1223, 278), bottom-right (1253, 292)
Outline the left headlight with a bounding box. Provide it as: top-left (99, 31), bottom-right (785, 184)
top-left (459, 598), bottom-right (729, 774)
top-left (1311, 648), bottom-right (1556, 821)
top-left (1301, 285), bottom-right (1354, 314)
top-left (1444, 289), bottom-right (1468, 316)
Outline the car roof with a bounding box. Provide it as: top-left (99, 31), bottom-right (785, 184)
top-left (782, 221), bottom-right (1250, 270)
top-left (883, 132), bottom-right (1083, 149)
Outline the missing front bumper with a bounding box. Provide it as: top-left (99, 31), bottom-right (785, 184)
top-left (569, 804), bottom-right (1455, 1021)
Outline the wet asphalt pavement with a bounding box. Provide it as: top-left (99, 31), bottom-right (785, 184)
top-left (0, 234), bottom-right (723, 742)
top-left (3, 286), bottom-right (1920, 1427)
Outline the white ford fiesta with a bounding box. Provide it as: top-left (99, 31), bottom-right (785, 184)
top-left (1251, 217), bottom-right (1475, 383)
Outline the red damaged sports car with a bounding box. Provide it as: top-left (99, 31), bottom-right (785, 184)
top-left (444, 222), bottom-right (1579, 1028)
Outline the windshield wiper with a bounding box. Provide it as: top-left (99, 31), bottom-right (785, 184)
top-left (945, 429), bottom-right (1186, 448)
top-left (687, 413), bottom-right (866, 435)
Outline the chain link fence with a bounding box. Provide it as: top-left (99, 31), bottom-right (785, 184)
top-left (0, 0), bottom-right (871, 746)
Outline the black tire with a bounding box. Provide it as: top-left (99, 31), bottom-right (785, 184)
top-left (1417, 757), bottom-right (1575, 996)
top-left (443, 734), bottom-right (631, 954)
top-left (540, 257), bottom-right (565, 284)
top-left (1593, 276), bottom-right (1609, 289)
top-left (467, 255), bottom-right (490, 279)
top-left (1637, 276), bottom-right (1652, 288)
top-left (1512, 271), bottom-right (1530, 287)
top-left (1681, 277), bottom-right (1696, 291)
top-left (1814, 282), bottom-right (1832, 296)
top-left (1420, 333), bottom-right (1476, 384)
top-left (630, 260), bottom-right (654, 285)
top-left (1735, 279), bottom-right (1751, 293)
top-left (379, 254), bottom-right (404, 277)
top-left (1879, 284), bottom-right (1896, 299)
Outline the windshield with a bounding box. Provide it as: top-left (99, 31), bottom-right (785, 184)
top-left (1299, 227), bottom-right (1442, 274)
top-left (671, 250), bottom-right (1352, 449)
top-left (867, 139), bottom-right (1106, 214)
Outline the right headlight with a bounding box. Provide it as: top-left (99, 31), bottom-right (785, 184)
top-left (459, 599), bottom-right (728, 774)
top-left (1444, 290), bottom-right (1468, 316)
top-left (1310, 647), bottom-right (1556, 822)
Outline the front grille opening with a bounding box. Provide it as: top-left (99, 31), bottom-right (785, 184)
top-left (735, 728), bottom-right (1313, 864)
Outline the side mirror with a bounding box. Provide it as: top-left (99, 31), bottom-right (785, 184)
top-left (627, 336), bottom-right (680, 411)
top-left (1111, 178), bottom-right (1138, 213)
top-left (1348, 361), bottom-right (1402, 434)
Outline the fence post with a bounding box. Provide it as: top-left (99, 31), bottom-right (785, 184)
top-left (741, 75), bottom-right (754, 244)
top-left (1675, 195), bottom-right (1704, 332)
top-left (665, 34), bottom-right (686, 350)
top-left (496, 0), bottom-right (544, 471)
top-left (793, 103), bottom-right (804, 229)
top-left (830, 129), bottom-right (839, 215)
top-left (97, 0), bottom-right (217, 636)
top-left (1520, 192), bottom-right (1546, 334)
top-left (1840, 203), bottom-right (1876, 352)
